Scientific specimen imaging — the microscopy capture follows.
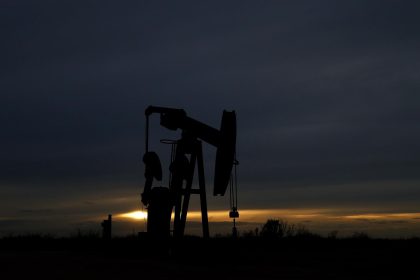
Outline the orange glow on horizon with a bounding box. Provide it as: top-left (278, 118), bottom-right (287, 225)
top-left (116, 209), bottom-right (420, 223)
top-left (116, 208), bottom-right (334, 222)
top-left (343, 212), bottom-right (420, 220)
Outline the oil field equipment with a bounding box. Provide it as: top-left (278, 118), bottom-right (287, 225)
top-left (141, 106), bottom-right (239, 238)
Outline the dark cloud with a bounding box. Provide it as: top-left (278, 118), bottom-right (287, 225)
top-left (18, 208), bottom-right (54, 215)
top-left (2, 0), bottom-right (420, 235)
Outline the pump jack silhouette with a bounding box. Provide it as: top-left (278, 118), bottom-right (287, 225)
top-left (141, 106), bottom-right (238, 238)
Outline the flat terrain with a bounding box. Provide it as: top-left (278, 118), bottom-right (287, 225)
top-left (1, 236), bottom-right (419, 279)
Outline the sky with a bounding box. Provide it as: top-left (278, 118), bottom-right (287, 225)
top-left (1, 0), bottom-right (420, 238)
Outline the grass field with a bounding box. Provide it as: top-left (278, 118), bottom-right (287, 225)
top-left (1, 234), bottom-right (419, 279)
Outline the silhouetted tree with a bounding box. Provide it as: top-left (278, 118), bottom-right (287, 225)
top-left (260, 219), bottom-right (321, 239)
top-left (260, 219), bottom-right (292, 239)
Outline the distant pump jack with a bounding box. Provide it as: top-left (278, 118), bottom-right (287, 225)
top-left (141, 106), bottom-right (239, 238)
top-left (101, 214), bottom-right (112, 239)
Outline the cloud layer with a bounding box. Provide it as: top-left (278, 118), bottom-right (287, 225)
top-left (2, 0), bottom-right (420, 235)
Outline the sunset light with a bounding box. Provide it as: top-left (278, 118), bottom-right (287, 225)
top-left (116, 209), bottom-right (420, 227)
top-left (118, 211), bottom-right (148, 220)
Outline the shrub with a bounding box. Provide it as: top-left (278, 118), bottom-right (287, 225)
top-left (260, 219), bottom-right (295, 239)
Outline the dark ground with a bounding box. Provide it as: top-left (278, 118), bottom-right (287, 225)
top-left (1, 235), bottom-right (419, 279)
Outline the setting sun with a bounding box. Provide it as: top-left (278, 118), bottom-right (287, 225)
top-left (118, 211), bottom-right (148, 220)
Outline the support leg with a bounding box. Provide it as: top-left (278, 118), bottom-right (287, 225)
top-left (179, 151), bottom-right (197, 237)
top-left (197, 142), bottom-right (210, 238)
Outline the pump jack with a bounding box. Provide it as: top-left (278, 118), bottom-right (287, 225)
top-left (141, 106), bottom-right (238, 238)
